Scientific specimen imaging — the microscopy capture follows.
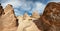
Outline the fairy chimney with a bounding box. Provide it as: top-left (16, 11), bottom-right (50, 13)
top-left (23, 12), bottom-right (31, 20)
top-left (0, 4), bottom-right (17, 31)
top-left (31, 11), bottom-right (40, 19)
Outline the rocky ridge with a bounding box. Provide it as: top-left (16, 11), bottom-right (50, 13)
top-left (0, 2), bottom-right (60, 31)
top-left (0, 4), bottom-right (17, 31)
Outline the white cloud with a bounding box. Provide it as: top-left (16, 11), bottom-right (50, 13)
top-left (1, 0), bottom-right (21, 8)
top-left (1, 0), bottom-right (46, 16)
top-left (32, 2), bottom-right (46, 14)
top-left (1, 0), bottom-right (32, 10)
top-left (20, 2), bottom-right (31, 10)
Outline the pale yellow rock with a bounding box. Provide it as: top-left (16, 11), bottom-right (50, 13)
top-left (17, 13), bottom-right (41, 31)
top-left (25, 21), bottom-right (41, 31)
top-left (23, 13), bottom-right (31, 20)
top-left (32, 11), bottom-right (40, 19)
top-left (17, 16), bottom-right (23, 23)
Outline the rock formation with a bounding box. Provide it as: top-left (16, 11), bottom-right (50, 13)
top-left (0, 3), bottom-right (4, 31)
top-left (23, 13), bottom-right (31, 20)
top-left (17, 13), bottom-right (41, 31)
top-left (31, 11), bottom-right (40, 19)
top-left (0, 4), bottom-right (17, 31)
top-left (39, 2), bottom-right (60, 31)
top-left (0, 4), bottom-right (4, 16)
top-left (17, 2), bottom-right (60, 31)
top-left (0, 2), bottom-right (60, 31)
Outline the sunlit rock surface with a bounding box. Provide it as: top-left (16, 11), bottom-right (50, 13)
top-left (23, 13), bottom-right (31, 20)
top-left (31, 11), bottom-right (40, 19)
top-left (17, 13), bottom-right (41, 31)
top-left (0, 4), bottom-right (17, 31)
top-left (0, 2), bottom-right (60, 31)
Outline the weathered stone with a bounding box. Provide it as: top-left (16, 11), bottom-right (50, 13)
top-left (31, 11), bottom-right (40, 19)
top-left (0, 3), bottom-right (4, 31)
top-left (1, 2), bottom-right (60, 31)
top-left (0, 4), bottom-right (17, 31)
top-left (0, 4), bottom-right (4, 16)
top-left (23, 13), bottom-right (31, 20)
top-left (17, 13), bottom-right (41, 31)
top-left (40, 2), bottom-right (60, 31)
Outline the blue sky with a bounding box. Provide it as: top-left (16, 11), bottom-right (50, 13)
top-left (0, 0), bottom-right (60, 16)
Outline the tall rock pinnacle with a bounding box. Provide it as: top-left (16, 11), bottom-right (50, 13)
top-left (4, 4), bottom-right (14, 14)
top-left (17, 12), bottom-right (40, 31)
top-left (31, 11), bottom-right (40, 19)
top-left (23, 12), bottom-right (31, 20)
top-left (0, 4), bottom-right (17, 31)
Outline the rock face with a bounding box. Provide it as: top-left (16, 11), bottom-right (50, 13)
top-left (0, 4), bottom-right (17, 31)
top-left (39, 2), bottom-right (60, 31)
top-left (31, 11), bottom-right (40, 19)
top-left (0, 3), bottom-right (4, 31)
top-left (17, 13), bottom-right (41, 31)
top-left (0, 4), bottom-right (4, 16)
top-left (1, 2), bottom-right (60, 31)
top-left (23, 13), bottom-right (31, 20)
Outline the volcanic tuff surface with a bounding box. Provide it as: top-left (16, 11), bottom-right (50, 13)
top-left (39, 2), bottom-right (60, 31)
top-left (0, 4), bottom-right (4, 31)
top-left (17, 13), bottom-right (41, 31)
top-left (0, 4), bottom-right (17, 31)
top-left (0, 2), bottom-right (60, 31)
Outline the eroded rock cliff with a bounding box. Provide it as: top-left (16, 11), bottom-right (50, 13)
top-left (39, 2), bottom-right (60, 31)
top-left (0, 2), bottom-right (60, 31)
top-left (17, 13), bottom-right (41, 31)
top-left (0, 4), bottom-right (17, 31)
